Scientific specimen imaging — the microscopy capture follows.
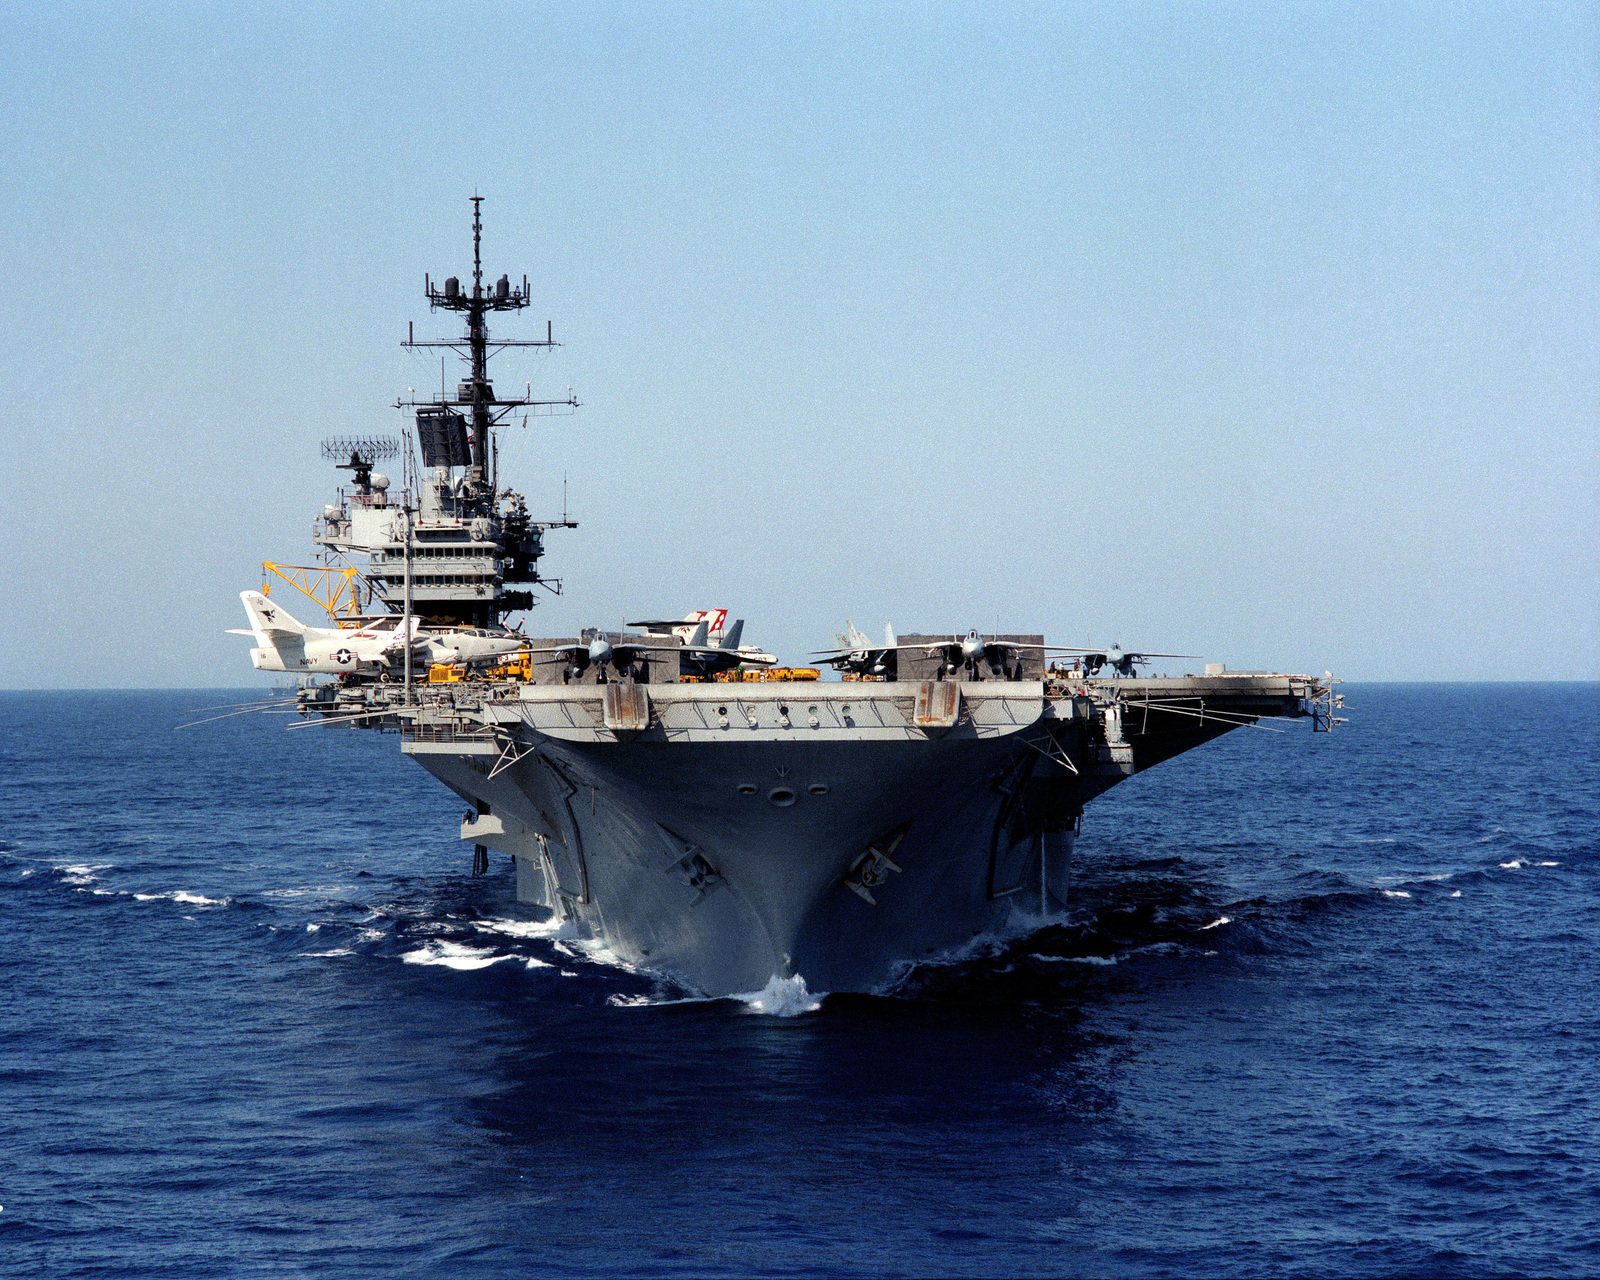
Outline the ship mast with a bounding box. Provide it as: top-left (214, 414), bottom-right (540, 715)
top-left (402, 196), bottom-right (576, 489)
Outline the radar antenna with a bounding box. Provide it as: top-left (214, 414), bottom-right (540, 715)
top-left (320, 436), bottom-right (399, 490)
top-left (400, 196), bottom-right (578, 488)
top-left (320, 436), bottom-right (400, 464)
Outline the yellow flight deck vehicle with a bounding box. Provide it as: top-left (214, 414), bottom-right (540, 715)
top-left (429, 652), bottom-right (533, 684)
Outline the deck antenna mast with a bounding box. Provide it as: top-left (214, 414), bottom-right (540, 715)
top-left (400, 195), bottom-right (577, 493)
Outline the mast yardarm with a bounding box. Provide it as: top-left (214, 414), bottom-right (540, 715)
top-left (402, 196), bottom-right (576, 487)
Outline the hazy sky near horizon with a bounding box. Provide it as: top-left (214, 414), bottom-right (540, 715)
top-left (1, 2), bottom-right (1595, 686)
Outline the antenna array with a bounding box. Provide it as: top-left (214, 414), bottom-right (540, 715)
top-left (320, 436), bottom-right (400, 464)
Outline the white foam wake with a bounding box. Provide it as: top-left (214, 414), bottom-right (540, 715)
top-left (1029, 953), bottom-right (1119, 966)
top-left (606, 990), bottom-right (723, 1009)
top-left (558, 935), bottom-right (643, 976)
top-left (736, 974), bottom-right (823, 1016)
top-left (470, 917), bottom-right (572, 941)
top-left (399, 940), bottom-right (510, 971)
top-left (132, 890), bottom-right (230, 907)
top-left (261, 885), bottom-right (352, 899)
top-left (880, 916), bottom-right (1043, 992)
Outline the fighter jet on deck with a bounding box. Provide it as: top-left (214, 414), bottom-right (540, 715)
top-left (230, 591), bottom-right (420, 677)
top-left (533, 615), bottom-right (772, 683)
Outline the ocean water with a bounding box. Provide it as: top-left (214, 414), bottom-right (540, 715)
top-left (1, 683), bottom-right (1596, 1278)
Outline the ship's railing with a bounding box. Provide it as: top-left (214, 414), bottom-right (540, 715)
top-left (401, 721), bottom-right (497, 744)
top-left (1078, 673), bottom-right (1345, 734)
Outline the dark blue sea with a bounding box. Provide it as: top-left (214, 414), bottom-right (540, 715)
top-left (2, 684), bottom-right (1596, 1278)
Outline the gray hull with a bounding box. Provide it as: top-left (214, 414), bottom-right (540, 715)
top-left (368, 675), bottom-right (1331, 992)
top-left (390, 675), bottom-right (1324, 992)
top-left (395, 673), bottom-right (1325, 995)
top-left (404, 681), bottom-right (1083, 994)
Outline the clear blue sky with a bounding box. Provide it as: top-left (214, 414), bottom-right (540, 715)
top-left (2, 2), bottom-right (1594, 685)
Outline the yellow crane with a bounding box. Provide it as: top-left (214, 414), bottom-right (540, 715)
top-left (260, 561), bottom-right (365, 628)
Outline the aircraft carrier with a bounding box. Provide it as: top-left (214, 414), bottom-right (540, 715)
top-left (245, 199), bottom-right (1342, 997)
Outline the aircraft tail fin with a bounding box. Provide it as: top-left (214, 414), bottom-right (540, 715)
top-left (884, 621), bottom-right (897, 648)
top-left (719, 618), bottom-right (744, 650)
top-left (685, 620), bottom-right (710, 648)
top-left (240, 590), bottom-right (307, 640)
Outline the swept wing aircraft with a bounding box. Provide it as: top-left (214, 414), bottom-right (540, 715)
top-left (814, 627), bottom-right (1084, 679)
top-left (1065, 644), bottom-right (1200, 678)
top-left (812, 620), bottom-right (900, 678)
top-left (534, 617), bottom-right (768, 682)
top-left (627, 609), bottom-right (778, 669)
top-left (416, 627), bottom-right (530, 670)
top-left (231, 591), bottom-right (419, 676)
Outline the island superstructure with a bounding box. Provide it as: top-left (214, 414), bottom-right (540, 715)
top-left (310, 197), bottom-right (576, 632)
top-left (246, 200), bottom-right (1341, 997)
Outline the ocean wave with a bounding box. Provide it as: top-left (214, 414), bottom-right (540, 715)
top-left (399, 940), bottom-right (511, 971)
top-left (469, 916), bottom-right (571, 941)
top-left (604, 973), bottom-right (825, 1016)
top-left (1029, 953), bottom-right (1120, 966)
top-left (606, 989), bottom-right (723, 1009)
top-left (58, 863), bottom-right (113, 886)
top-left (260, 885), bottom-right (356, 900)
top-left (132, 891), bottom-right (230, 908)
